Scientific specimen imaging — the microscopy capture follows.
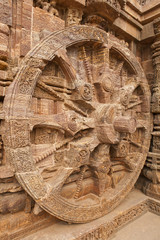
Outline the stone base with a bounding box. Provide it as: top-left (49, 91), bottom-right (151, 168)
top-left (144, 182), bottom-right (160, 201)
top-left (137, 176), bottom-right (160, 201)
top-left (113, 211), bottom-right (160, 240)
top-left (18, 189), bottom-right (160, 240)
top-left (0, 211), bottom-right (57, 240)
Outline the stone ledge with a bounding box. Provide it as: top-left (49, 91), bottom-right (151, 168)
top-left (17, 189), bottom-right (160, 240)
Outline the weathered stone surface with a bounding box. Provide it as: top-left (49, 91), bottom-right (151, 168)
top-left (0, 182), bottom-right (22, 194)
top-left (0, 23), bottom-right (9, 35)
top-left (20, 29), bottom-right (31, 57)
top-left (0, 60), bottom-right (8, 70)
top-left (0, 192), bottom-right (26, 214)
top-left (0, 33), bottom-right (8, 46)
top-left (33, 7), bottom-right (64, 33)
top-left (141, 16), bottom-right (160, 201)
top-left (0, 2), bottom-right (12, 26)
top-left (0, 0), bottom-right (160, 237)
top-left (0, 167), bottom-right (14, 179)
top-left (0, 69), bottom-right (8, 80)
top-left (0, 210), bottom-right (55, 240)
top-left (19, 190), bottom-right (160, 240)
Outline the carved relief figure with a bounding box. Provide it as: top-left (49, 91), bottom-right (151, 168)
top-left (34, 0), bottom-right (59, 16)
top-left (66, 8), bottom-right (83, 26)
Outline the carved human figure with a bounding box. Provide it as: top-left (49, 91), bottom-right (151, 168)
top-left (49, 0), bottom-right (59, 16)
top-left (90, 144), bottom-right (113, 196)
top-left (66, 8), bottom-right (82, 26)
top-left (41, 1), bottom-right (50, 11)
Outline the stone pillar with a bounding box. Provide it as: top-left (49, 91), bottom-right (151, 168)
top-left (142, 18), bottom-right (160, 200)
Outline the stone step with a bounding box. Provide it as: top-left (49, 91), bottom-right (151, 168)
top-left (21, 189), bottom-right (160, 240)
top-left (112, 211), bottom-right (160, 240)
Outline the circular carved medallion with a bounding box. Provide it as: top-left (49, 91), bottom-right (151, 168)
top-left (3, 26), bottom-right (151, 223)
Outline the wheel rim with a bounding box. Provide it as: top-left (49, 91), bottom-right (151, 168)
top-left (3, 25), bottom-right (151, 223)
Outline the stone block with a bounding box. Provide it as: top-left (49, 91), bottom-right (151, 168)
top-left (142, 60), bottom-right (154, 73)
top-left (141, 45), bottom-right (152, 61)
top-left (0, 70), bottom-right (8, 80)
top-left (0, 0), bottom-right (11, 4)
top-left (16, 12), bottom-right (22, 26)
top-left (23, 0), bottom-right (33, 5)
top-left (0, 33), bottom-right (8, 46)
top-left (0, 182), bottom-right (22, 194)
top-left (0, 192), bottom-right (26, 214)
top-left (0, 23), bottom-right (9, 35)
top-left (0, 60), bottom-right (8, 70)
top-left (33, 7), bottom-right (65, 33)
top-left (22, 15), bottom-right (32, 30)
top-left (141, 22), bottom-right (154, 41)
top-left (0, 48), bottom-right (8, 60)
top-left (20, 29), bottom-right (31, 56)
top-left (0, 166), bottom-right (14, 179)
top-left (76, 0), bottom-right (85, 4)
top-left (0, 86), bottom-right (8, 96)
top-left (39, 29), bottom-right (52, 40)
top-left (0, 3), bottom-right (12, 26)
top-left (0, 210), bottom-right (54, 239)
top-left (0, 32), bottom-right (8, 59)
top-left (32, 31), bottom-right (40, 48)
top-left (23, 2), bottom-right (33, 13)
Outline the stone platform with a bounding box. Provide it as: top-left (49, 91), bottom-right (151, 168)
top-left (113, 212), bottom-right (160, 240)
top-left (21, 189), bottom-right (160, 240)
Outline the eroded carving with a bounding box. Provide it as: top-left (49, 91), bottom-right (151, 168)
top-left (66, 8), bottom-right (83, 27)
top-left (33, 0), bottom-right (59, 17)
top-left (143, 17), bottom-right (160, 200)
top-left (86, 0), bottom-right (121, 9)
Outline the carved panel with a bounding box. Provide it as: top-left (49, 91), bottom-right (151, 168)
top-left (3, 25), bottom-right (151, 223)
top-left (33, 0), bottom-right (59, 17)
top-left (86, 0), bottom-right (121, 9)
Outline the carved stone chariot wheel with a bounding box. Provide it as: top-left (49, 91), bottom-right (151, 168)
top-left (3, 26), bottom-right (151, 223)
